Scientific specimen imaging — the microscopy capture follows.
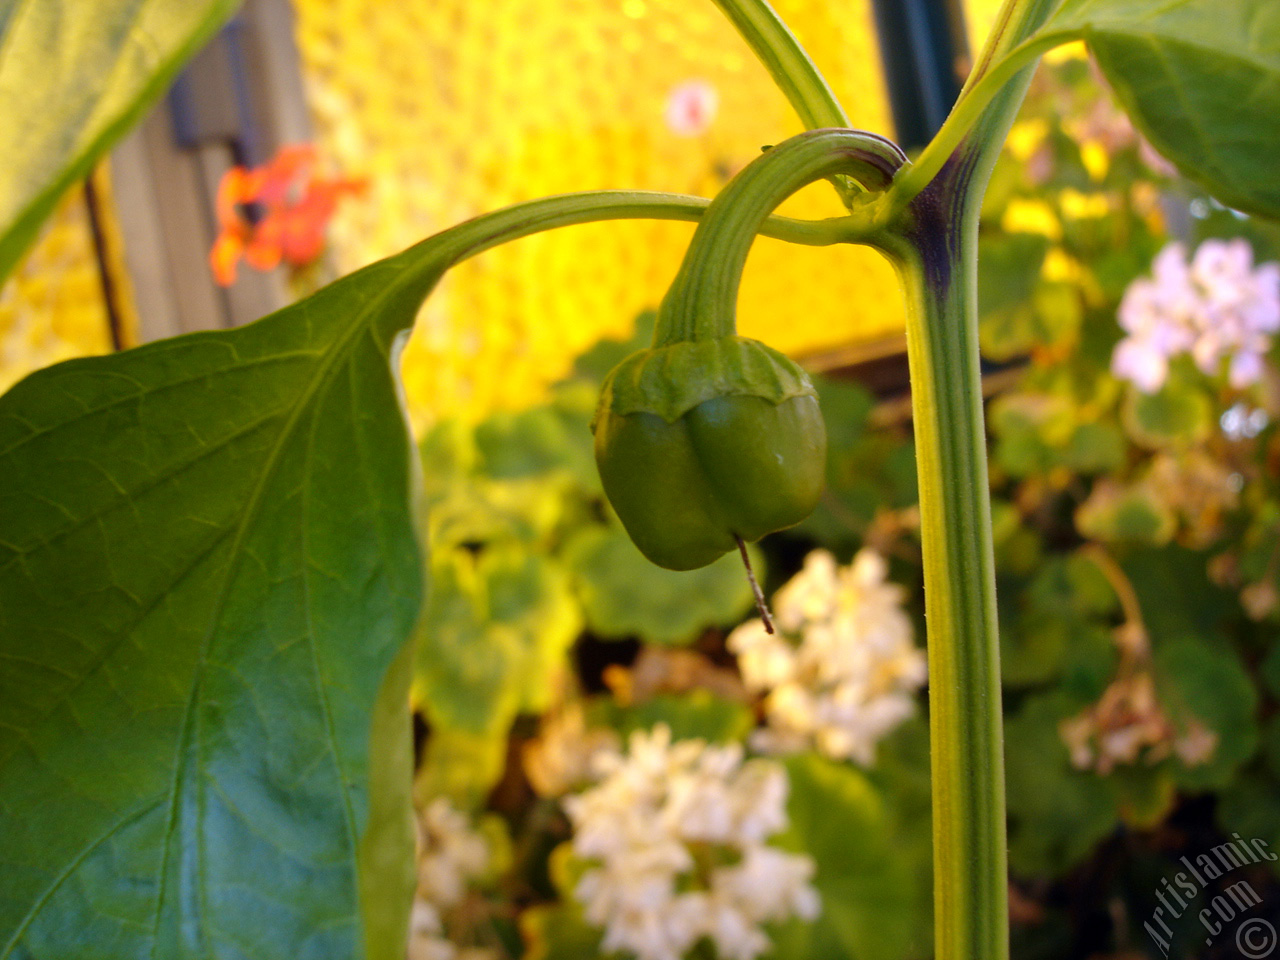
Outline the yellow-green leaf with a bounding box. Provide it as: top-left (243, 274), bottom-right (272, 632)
top-left (0, 0), bottom-right (240, 281)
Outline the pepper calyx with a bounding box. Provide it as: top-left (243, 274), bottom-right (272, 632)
top-left (591, 336), bottom-right (816, 429)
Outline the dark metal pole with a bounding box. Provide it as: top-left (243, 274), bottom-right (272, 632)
top-left (870, 0), bottom-right (970, 151)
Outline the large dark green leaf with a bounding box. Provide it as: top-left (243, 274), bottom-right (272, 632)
top-left (0, 0), bottom-right (240, 281)
top-left (1040, 0), bottom-right (1280, 219)
top-left (0, 246), bottom-right (444, 957)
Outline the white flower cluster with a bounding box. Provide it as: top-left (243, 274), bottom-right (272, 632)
top-left (408, 798), bottom-right (498, 960)
top-left (728, 549), bottom-right (925, 766)
top-left (1112, 239), bottom-right (1280, 393)
top-left (564, 724), bottom-right (819, 960)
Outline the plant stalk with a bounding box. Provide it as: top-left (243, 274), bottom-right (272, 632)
top-left (708, 0), bottom-right (862, 205)
top-left (866, 3), bottom-right (1061, 956)
top-left (887, 0), bottom-right (1064, 213)
top-left (878, 174), bottom-right (1007, 960)
top-left (709, 0), bottom-right (851, 131)
top-left (430, 189), bottom-right (863, 267)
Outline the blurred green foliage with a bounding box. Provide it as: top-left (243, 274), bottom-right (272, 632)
top-left (413, 55), bottom-right (1280, 960)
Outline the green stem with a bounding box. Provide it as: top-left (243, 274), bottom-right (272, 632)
top-left (865, 2), bottom-right (1061, 957)
top-left (888, 0), bottom-right (1069, 211)
top-left (654, 129), bottom-right (905, 346)
top-left (411, 188), bottom-right (872, 270)
top-left (877, 185), bottom-right (1008, 960)
top-left (710, 0), bottom-right (851, 130)
top-left (708, 0), bottom-right (861, 205)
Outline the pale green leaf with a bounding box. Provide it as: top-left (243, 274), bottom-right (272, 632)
top-left (1075, 479), bottom-right (1177, 546)
top-left (0, 244), bottom-right (443, 958)
top-left (564, 524), bottom-right (756, 644)
top-left (1122, 380), bottom-right (1213, 449)
top-left (414, 727), bottom-right (508, 810)
top-left (412, 546), bottom-right (581, 802)
top-left (414, 547), bottom-right (581, 729)
top-left (0, 0), bottom-right (240, 281)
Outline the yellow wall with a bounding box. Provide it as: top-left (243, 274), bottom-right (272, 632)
top-left (0, 185), bottom-right (115, 397)
top-left (293, 0), bottom-right (915, 426)
top-left (0, 0), bottom-right (1015, 415)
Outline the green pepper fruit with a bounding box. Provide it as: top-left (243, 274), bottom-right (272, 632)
top-left (592, 335), bottom-right (826, 571)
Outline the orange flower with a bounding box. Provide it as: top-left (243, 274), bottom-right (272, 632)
top-left (208, 145), bottom-right (365, 286)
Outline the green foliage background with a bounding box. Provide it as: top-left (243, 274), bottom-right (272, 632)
top-left (2, 2), bottom-right (1280, 959)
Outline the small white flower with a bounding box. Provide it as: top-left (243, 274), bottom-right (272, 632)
top-left (1229, 350), bottom-right (1266, 388)
top-left (409, 799), bottom-right (495, 960)
top-left (419, 797), bottom-right (489, 907)
top-left (1111, 337), bottom-right (1170, 393)
top-left (729, 549), bottom-right (925, 765)
top-left (712, 844), bottom-right (821, 923)
top-left (727, 618), bottom-right (796, 692)
top-left (699, 894), bottom-right (770, 960)
top-left (774, 550), bottom-right (841, 631)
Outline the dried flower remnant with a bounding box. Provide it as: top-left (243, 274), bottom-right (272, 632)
top-left (564, 725), bottom-right (819, 960)
top-left (1145, 451), bottom-right (1240, 549)
top-left (1059, 670), bottom-right (1218, 774)
top-left (728, 549), bottom-right (925, 765)
top-left (1057, 584), bottom-right (1218, 775)
top-left (1241, 580), bottom-right (1279, 621)
top-left (209, 144), bottom-right (366, 286)
top-left (604, 646), bottom-right (751, 707)
top-left (522, 703), bottom-right (621, 798)
top-left (1112, 239), bottom-right (1280, 392)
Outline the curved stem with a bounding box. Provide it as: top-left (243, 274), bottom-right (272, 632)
top-left (405, 189), bottom-right (878, 272)
top-left (708, 0), bottom-right (861, 206)
top-left (709, 0), bottom-right (851, 131)
top-left (654, 129), bottom-right (907, 346)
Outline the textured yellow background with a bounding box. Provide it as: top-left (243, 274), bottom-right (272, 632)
top-left (0, 185), bottom-right (113, 397)
top-left (293, 0), bottom-right (914, 425)
top-left (0, 0), bottom-right (1010, 416)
